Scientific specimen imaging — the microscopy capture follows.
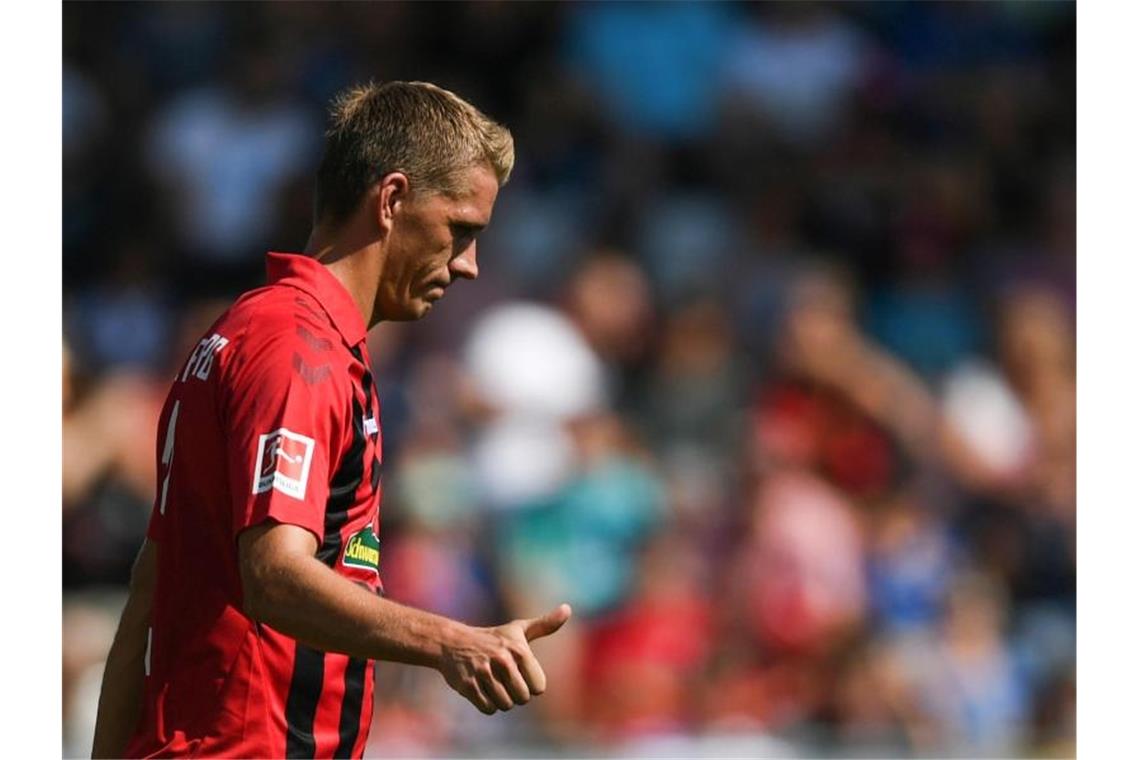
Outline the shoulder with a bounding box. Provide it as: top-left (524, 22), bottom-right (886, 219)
top-left (220, 286), bottom-right (338, 354)
top-left (216, 286), bottom-right (350, 396)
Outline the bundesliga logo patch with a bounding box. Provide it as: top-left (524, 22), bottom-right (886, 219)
top-left (252, 428), bottom-right (315, 500)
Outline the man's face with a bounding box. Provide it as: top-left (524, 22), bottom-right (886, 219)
top-left (376, 164), bottom-right (499, 321)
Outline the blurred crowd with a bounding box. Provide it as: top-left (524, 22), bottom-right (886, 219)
top-left (63, 2), bottom-right (1075, 758)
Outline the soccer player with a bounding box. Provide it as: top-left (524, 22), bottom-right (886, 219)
top-left (91, 81), bottom-right (572, 759)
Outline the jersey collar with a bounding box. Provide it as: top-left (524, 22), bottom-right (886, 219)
top-left (265, 252), bottom-right (368, 346)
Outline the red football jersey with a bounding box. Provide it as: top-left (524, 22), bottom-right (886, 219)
top-left (126, 252), bottom-right (384, 759)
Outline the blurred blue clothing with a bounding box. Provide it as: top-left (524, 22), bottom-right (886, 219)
top-left (63, 68), bottom-right (108, 161)
top-left (1010, 603), bottom-right (1076, 692)
top-left (69, 287), bottom-right (172, 372)
top-left (563, 1), bottom-right (738, 140)
top-left (477, 188), bottom-right (594, 290)
top-left (865, 283), bottom-right (982, 380)
top-left (866, 519), bottom-right (956, 632)
top-left (866, 2), bottom-right (1041, 72)
top-left (720, 11), bottom-right (866, 145)
top-left (635, 194), bottom-right (739, 301)
top-left (145, 88), bottom-right (320, 262)
top-left (920, 638), bottom-right (1030, 754)
top-left (121, 3), bottom-right (230, 92)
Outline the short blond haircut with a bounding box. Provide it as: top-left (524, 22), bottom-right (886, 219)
top-left (314, 80), bottom-right (514, 222)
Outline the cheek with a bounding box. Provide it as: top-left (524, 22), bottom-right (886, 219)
top-left (423, 242), bottom-right (452, 276)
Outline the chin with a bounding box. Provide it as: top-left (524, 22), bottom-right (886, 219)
top-left (405, 299), bottom-right (434, 321)
top-left (384, 296), bottom-right (437, 322)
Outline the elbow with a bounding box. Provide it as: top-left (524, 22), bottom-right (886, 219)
top-left (239, 550), bottom-right (307, 628)
top-left (241, 581), bottom-right (265, 622)
top-left (239, 562), bottom-right (275, 624)
top-left (237, 522), bottom-right (320, 626)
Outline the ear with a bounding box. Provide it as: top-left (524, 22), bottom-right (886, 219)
top-left (374, 172), bottom-right (410, 236)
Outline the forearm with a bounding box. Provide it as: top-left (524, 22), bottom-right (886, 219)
top-left (245, 553), bottom-right (466, 668)
top-left (238, 521), bottom-right (573, 716)
top-left (92, 542), bottom-right (155, 758)
top-left (91, 615), bottom-right (148, 757)
top-left (827, 343), bottom-right (941, 455)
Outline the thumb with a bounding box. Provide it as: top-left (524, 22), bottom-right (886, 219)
top-left (523, 603), bottom-right (573, 642)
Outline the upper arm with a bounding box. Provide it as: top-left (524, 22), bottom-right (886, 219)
top-left (222, 317), bottom-right (350, 544)
top-left (122, 540), bottom-right (158, 627)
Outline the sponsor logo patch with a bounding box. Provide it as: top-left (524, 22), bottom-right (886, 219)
top-left (342, 526), bottom-right (380, 574)
top-left (252, 427), bottom-right (315, 499)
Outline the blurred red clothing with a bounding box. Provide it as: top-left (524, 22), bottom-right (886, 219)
top-left (583, 593), bottom-right (712, 739)
top-left (754, 380), bottom-right (896, 498)
top-left (741, 470), bottom-right (867, 656)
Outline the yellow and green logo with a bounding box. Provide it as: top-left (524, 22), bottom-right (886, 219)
top-left (343, 527), bottom-right (380, 574)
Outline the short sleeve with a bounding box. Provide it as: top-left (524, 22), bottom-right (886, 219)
top-left (222, 324), bottom-right (349, 543)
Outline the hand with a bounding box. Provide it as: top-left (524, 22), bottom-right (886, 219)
top-left (438, 603), bottom-right (572, 715)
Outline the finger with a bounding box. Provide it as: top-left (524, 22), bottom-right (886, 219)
top-left (491, 655), bottom-right (532, 705)
top-left (466, 678), bottom-right (496, 715)
top-left (515, 647), bottom-right (548, 695)
top-left (523, 603), bottom-right (573, 642)
top-left (478, 668), bottom-right (515, 711)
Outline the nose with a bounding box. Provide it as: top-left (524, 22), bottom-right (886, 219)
top-left (450, 242), bottom-right (479, 281)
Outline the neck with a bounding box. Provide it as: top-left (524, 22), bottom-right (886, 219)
top-left (304, 222), bottom-right (384, 330)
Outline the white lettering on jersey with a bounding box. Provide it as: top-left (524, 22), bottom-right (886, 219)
top-left (181, 333), bottom-right (229, 382)
top-left (252, 427), bottom-right (316, 500)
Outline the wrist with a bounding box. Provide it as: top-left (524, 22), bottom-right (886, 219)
top-left (396, 608), bottom-right (473, 671)
top-left (434, 617), bottom-right (472, 663)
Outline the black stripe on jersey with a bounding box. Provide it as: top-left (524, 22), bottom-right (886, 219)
top-left (316, 392), bottom-right (365, 567)
top-left (333, 657), bottom-right (368, 758)
top-left (285, 353), bottom-right (378, 758)
top-left (347, 345), bottom-right (380, 499)
top-left (355, 347), bottom-right (376, 436)
top-left (357, 349), bottom-right (381, 484)
top-left (285, 644), bottom-right (325, 758)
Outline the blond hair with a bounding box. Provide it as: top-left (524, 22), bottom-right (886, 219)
top-left (314, 81), bottom-right (514, 222)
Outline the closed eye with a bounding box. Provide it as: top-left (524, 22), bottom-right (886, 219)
top-left (450, 222), bottom-right (483, 251)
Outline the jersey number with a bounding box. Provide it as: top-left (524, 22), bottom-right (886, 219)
top-left (158, 400), bottom-right (180, 515)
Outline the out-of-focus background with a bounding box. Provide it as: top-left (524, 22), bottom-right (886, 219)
top-left (62, 2), bottom-right (1075, 757)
